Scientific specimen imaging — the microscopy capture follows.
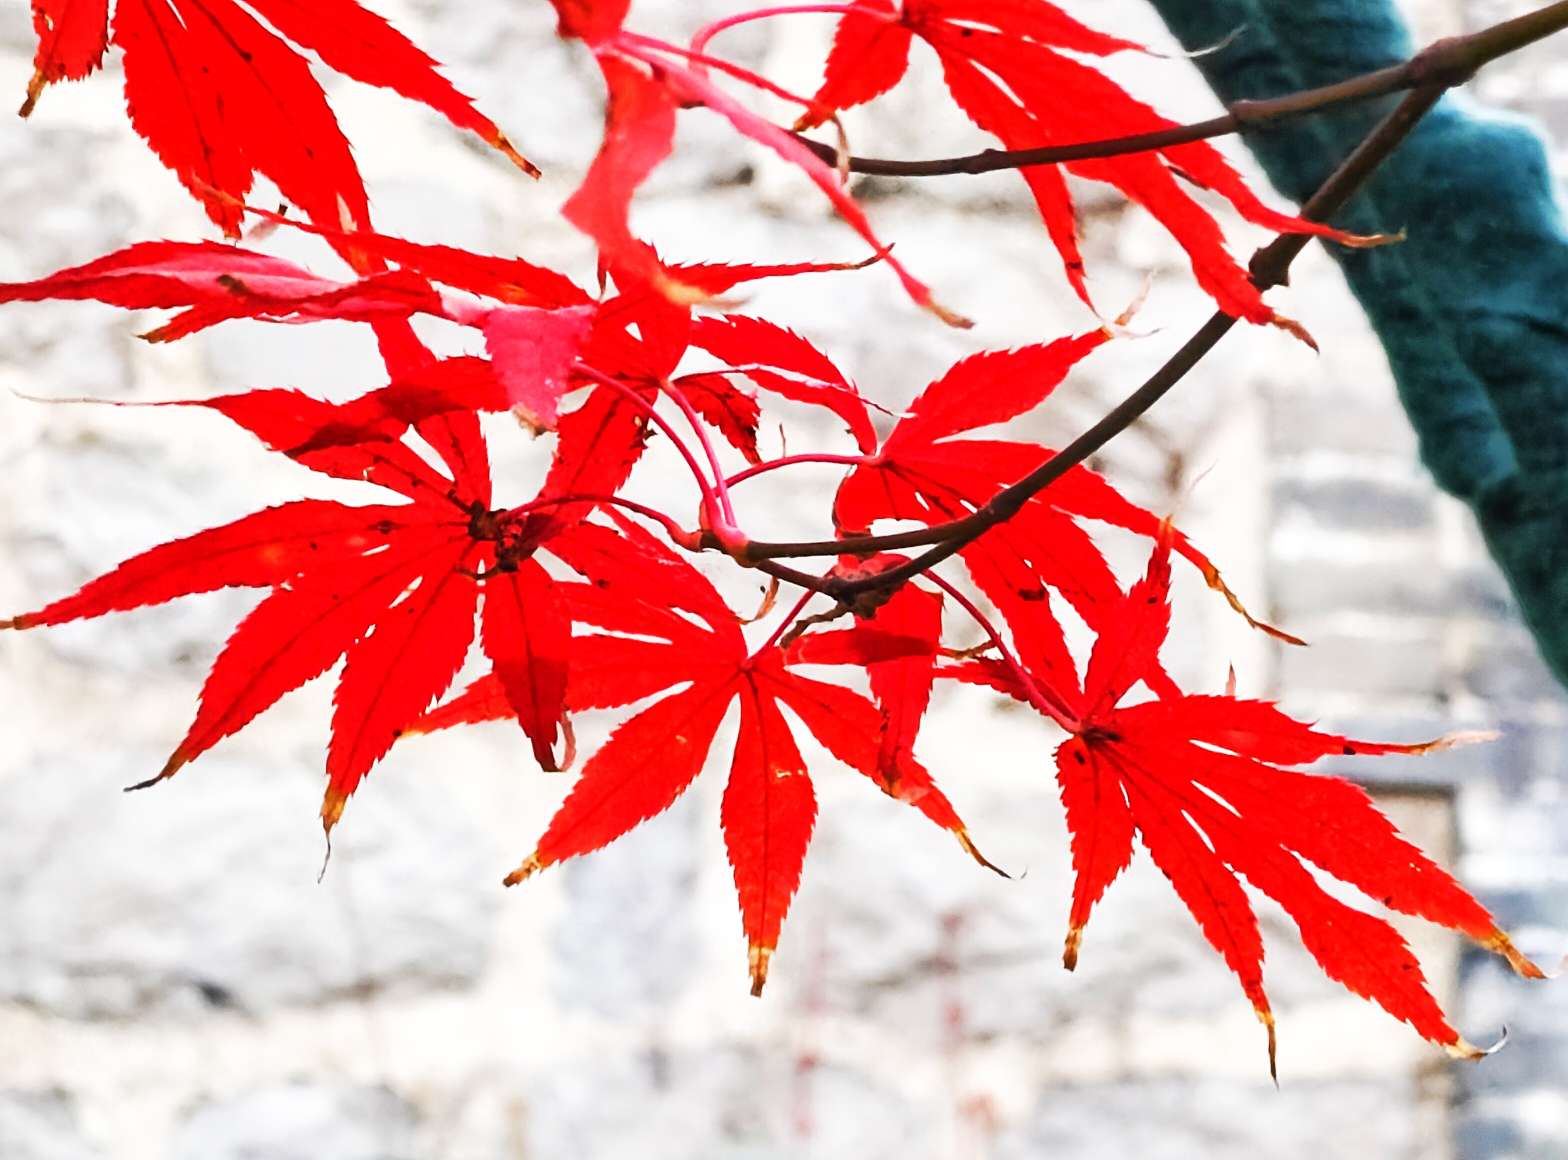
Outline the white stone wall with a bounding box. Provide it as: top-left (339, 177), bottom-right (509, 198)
top-left (0, 2), bottom-right (1563, 1159)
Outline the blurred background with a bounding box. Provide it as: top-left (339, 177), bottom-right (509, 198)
top-left (1, 0), bottom-right (1565, 1157)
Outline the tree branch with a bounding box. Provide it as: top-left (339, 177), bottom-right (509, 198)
top-left (795, 0), bottom-right (1568, 178)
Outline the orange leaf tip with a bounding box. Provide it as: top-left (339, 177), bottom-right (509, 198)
top-left (1485, 929), bottom-right (1547, 980)
top-left (320, 788), bottom-right (348, 836)
top-left (126, 749), bottom-right (190, 793)
top-left (1257, 1006), bottom-right (1279, 1085)
top-left (503, 852), bottom-right (546, 887)
top-left (19, 71), bottom-right (48, 119)
top-left (1063, 925), bottom-right (1084, 972)
top-left (749, 942), bottom-right (773, 997)
top-left (1199, 563), bottom-right (1306, 646)
top-left (955, 828), bottom-right (1010, 879)
top-left (1404, 729), bottom-right (1501, 756)
top-left (1271, 313), bottom-right (1319, 352)
top-left (1336, 230), bottom-right (1405, 251)
top-left (1446, 1026), bottom-right (1510, 1063)
top-left (487, 130), bottom-right (542, 179)
top-left (926, 298), bottom-right (974, 330)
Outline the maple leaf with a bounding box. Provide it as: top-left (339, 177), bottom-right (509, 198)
top-left (412, 519), bottom-right (996, 995)
top-left (549, 2), bottom-right (965, 326)
top-left (786, 566), bottom-right (946, 780)
top-left (688, 315), bottom-right (878, 453)
top-left (803, 0), bottom-right (1366, 327)
top-left (834, 331), bottom-right (1278, 708)
top-left (964, 528), bottom-right (1542, 1074)
top-left (0, 388), bottom-right (594, 832)
top-left (23, 0), bottom-right (534, 239)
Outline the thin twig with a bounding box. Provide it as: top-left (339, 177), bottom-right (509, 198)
top-left (818, 84), bottom-right (1448, 600)
top-left (795, 1), bottom-right (1568, 177)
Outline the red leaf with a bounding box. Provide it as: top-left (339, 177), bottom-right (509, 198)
top-left (890, 331), bottom-right (1109, 447)
top-left (482, 304), bottom-right (597, 431)
top-left (724, 684), bottom-right (818, 995)
top-left (675, 372), bottom-right (763, 465)
top-left (550, 0), bottom-right (631, 43)
top-left (241, 0), bottom-right (537, 175)
top-left (1054, 738), bottom-right (1135, 971)
top-left (1032, 537), bottom-right (1542, 1070)
top-left (1, 500), bottom-right (419, 630)
top-left (28, 0), bottom-right (529, 235)
top-left (640, 46), bottom-right (967, 327)
top-left (478, 535), bottom-right (993, 989)
top-left (480, 560), bottom-right (572, 771)
top-left (324, 540), bottom-right (481, 827)
top-left (24, 0), bottom-right (110, 115)
top-left (561, 56), bottom-right (681, 294)
top-left (0, 240), bottom-right (446, 339)
top-left (689, 316), bottom-right (876, 452)
top-left (797, 0), bottom-right (912, 130)
top-left (804, 0), bottom-right (1358, 324)
top-left (164, 527), bottom-right (469, 785)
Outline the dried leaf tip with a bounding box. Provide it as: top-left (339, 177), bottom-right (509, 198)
top-left (1063, 925), bottom-right (1084, 972)
top-left (126, 750), bottom-right (190, 793)
top-left (1337, 229), bottom-right (1406, 251)
top-left (925, 298), bottom-right (975, 330)
top-left (1410, 729), bottom-right (1502, 755)
top-left (956, 829), bottom-right (1011, 879)
top-left (487, 130), bottom-right (542, 179)
top-left (1271, 313), bottom-right (1319, 352)
top-left (1486, 930), bottom-right (1547, 980)
top-left (1200, 563), bottom-right (1306, 646)
top-left (1446, 1025), bottom-right (1510, 1062)
top-left (504, 853), bottom-right (546, 887)
top-left (1258, 1007), bottom-right (1279, 1085)
top-left (749, 942), bottom-right (773, 997)
top-left (320, 788), bottom-right (348, 836)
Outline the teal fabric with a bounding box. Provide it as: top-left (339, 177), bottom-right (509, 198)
top-left (1147, 0), bottom-right (1568, 685)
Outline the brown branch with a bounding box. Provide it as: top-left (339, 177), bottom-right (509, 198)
top-left (719, 0), bottom-right (1568, 602)
top-left (818, 84), bottom-right (1447, 601)
top-left (795, 0), bottom-right (1568, 178)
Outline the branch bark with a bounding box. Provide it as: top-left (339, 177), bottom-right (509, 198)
top-left (795, 0), bottom-right (1568, 178)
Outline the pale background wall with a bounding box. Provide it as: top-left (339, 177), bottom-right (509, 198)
top-left (0, 1), bottom-right (1565, 1158)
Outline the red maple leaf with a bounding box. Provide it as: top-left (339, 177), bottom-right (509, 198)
top-left (834, 330), bottom-right (1279, 709)
top-left (23, 0), bottom-right (534, 239)
top-left (960, 528), bottom-right (1543, 1073)
top-left (548, 0), bottom-right (967, 326)
top-left (1, 392), bottom-right (588, 832)
top-left (412, 520), bottom-right (996, 995)
top-left (801, 0), bottom-right (1368, 329)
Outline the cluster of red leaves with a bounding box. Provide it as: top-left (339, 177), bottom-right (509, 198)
top-left (792, 0), bottom-right (1376, 329)
top-left (25, 0), bottom-right (536, 245)
top-left (4, 0), bottom-right (1542, 1070)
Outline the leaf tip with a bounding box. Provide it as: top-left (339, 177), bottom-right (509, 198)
top-left (1418, 729), bottom-right (1501, 755)
top-left (127, 747), bottom-right (194, 793)
top-left (489, 130), bottom-right (542, 179)
top-left (504, 852), bottom-right (546, 887)
top-left (1063, 925), bottom-right (1083, 972)
top-left (320, 788), bottom-right (348, 836)
top-left (1446, 1031), bottom-right (1501, 1063)
top-left (1337, 229), bottom-right (1406, 251)
top-left (1258, 1007), bottom-right (1279, 1085)
top-left (1271, 313), bottom-right (1319, 352)
top-left (955, 828), bottom-right (1010, 879)
top-left (926, 299), bottom-right (974, 330)
top-left (18, 71), bottom-right (46, 119)
top-left (1485, 929), bottom-right (1547, 980)
top-left (748, 942), bottom-right (773, 997)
